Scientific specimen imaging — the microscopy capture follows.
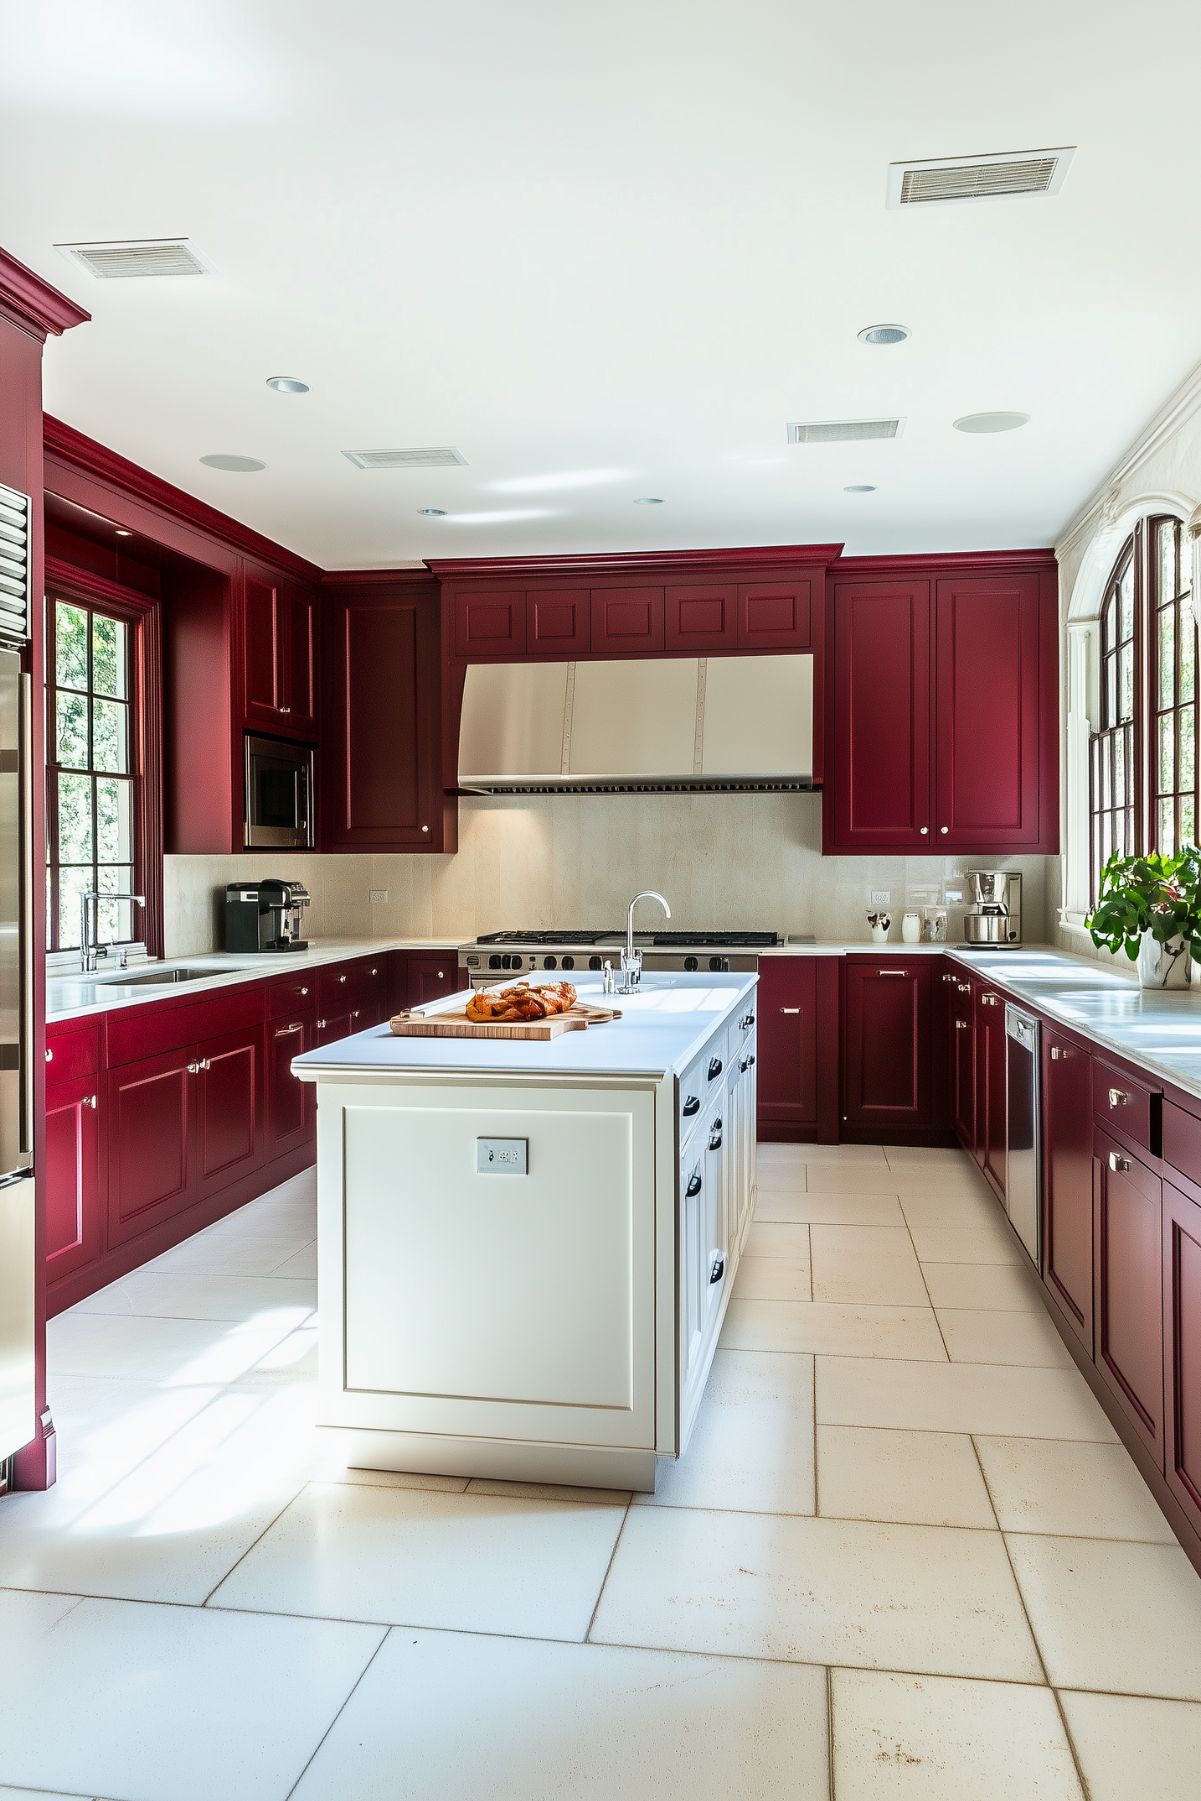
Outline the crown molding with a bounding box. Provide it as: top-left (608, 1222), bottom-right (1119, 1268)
top-left (832, 547), bottom-right (1055, 576)
top-left (321, 567), bottom-right (436, 587)
top-left (425, 543), bottom-right (844, 582)
top-left (1056, 359), bottom-right (1201, 558)
top-left (0, 248), bottom-right (90, 340)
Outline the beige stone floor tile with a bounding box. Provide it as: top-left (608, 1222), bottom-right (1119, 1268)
top-left (884, 1146), bottom-right (977, 1167)
top-left (733, 1254), bottom-right (811, 1301)
top-left (832, 1667), bottom-right (1084, 1800)
top-left (1006, 1532), bottom-right (1201, 1698)
top-left (975, 1437), bottom-right (1177, 1542)
top-left (817, 1357), bottom-right (1119, 1442)
top-left (637, 1349), bottom-right (815, 1515)
top-left (782, 1162), bottom-right (901, 1194)
top-left (899, 1191), bottom-right (1003, 1230)
top-left (937, 1309), bottom-right (1074, 1368)
top-left (721, 1299), bottom-right (946, 1361)
top-left (818, 1425), bottom-right (995, 1529)
top-left (910, 1224), bottom-right (1023, 1265)
top-left (921, 1262), bottom-right (1047, 1311)
top-left (1058, 1690), bottom-right (1201, 1801)
top-left (755, 1188), bottom-right (905, 1226)
top-left (591, 1506), bottom-right (1042, 1680)
top-left (744, 1221), bottom-right (813, 1259)
top-left (810, 1224), bottom-right (929, 1305)
top-left (761, 1140), bottom-right (887, 1166)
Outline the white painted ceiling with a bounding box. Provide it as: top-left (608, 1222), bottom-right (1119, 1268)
top-left (3, 0), bottom-right (1200, 568)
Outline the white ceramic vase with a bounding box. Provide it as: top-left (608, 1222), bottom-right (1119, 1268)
top-left (1136, 932), bottom-right (1191, 989)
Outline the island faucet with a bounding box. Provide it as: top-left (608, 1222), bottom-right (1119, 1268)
top-left (620, 890), bottom-right (671, 994)
top-left (80, 890), bottom-right (146, 974)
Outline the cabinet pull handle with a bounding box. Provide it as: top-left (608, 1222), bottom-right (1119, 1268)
top-left (747, 1054), bottom-right (755, 1067)
top-left (707, 1057), bottom-right (723, 1079)
top-left (351, 1009), bottom-right (361, 1019)
top-left (878, 969), bottom-right (906, 977)
top-left (186, 1061), bottom-right (202, 1075)
top-left (739, 1012), bottom-right (756, 1028)
top-left (275, 1023), bottom-right (303, 1037)
top-left (84, 1094), bottom-right (97, 1109)
top-left (957, 982), bottom-right (970, 993)
top-left (1108, 1151), bottom-right (1131, 1174)
top-left (955, 1019), bottom-right (969, 1031)
top-left (709, 1132), bottom-right (723, 1151)
top-left (1108, 1087), bottom-right (1129, 1107)
top-left (709, 1254), bottom-right (726, 1285)
top-left (741, 1057), bottom-right (750, 1072)
top-left (1049, 1045), bottom-right (1068, 1060)
top-left (45, 1047), bottom-right (53, 1062)
top-left (942, 973), bottom-right (957, 984)
top-left (279, 705), bottom-right (292, 715)
top-left (712, 1116), bottom-right (723, 1132)
top-left (686, 1172), bottom-right (702, 1198)
top-left (682, 1095), bottom-right (700, 1117)
top-left (316, 1017), bottom-right (327, 1030)
top-left (982, 994), bottom-right (1000, 1007)
top-left (780, 1007), bottom-right (801, 1015)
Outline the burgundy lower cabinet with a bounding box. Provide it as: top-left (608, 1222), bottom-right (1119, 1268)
top-left (948, 972), bottom-right (976, 1146)
top-left (266, 1015), bottom-right (314, 1160)
top-left (1041, 1029), bottom-right (1094, 1351)
top-left (193, 1026), bottom-right (262, 1198)
top-left (842, 958), bottom-right (934, 1136)
top-left (43, 1075), bottom-right (102, 1285)
top-left (1163, 1181), bottom-right (1201, 1534)
top-left (1093, 1128), bottom-right (1164, 1460)
top-left (973, 984), bottom-right (1007, 1197)
top-left (401, 953), bottom-right (459, 1009)
top-left (755, 958), bottom-right (819, 1138)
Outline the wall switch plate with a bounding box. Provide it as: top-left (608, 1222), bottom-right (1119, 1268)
top-left (476, 1138), bottom-right (528, 1174)
top-left (869, 889), bottom-right (891, 906)
top-left (369, 889), bottom-right (389, 904)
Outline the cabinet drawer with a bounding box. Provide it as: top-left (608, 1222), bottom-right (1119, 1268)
top-left (318, 959), bottom-right (372, 1015)
top-left (1163, 1101), bottom-right (1201, 1193)
top-left (106, 985), bottom-right (265, 1068)
top-left (269, 971), bottom-right (317, 1020)
top-left (1093, 1060), bottom-right (1160, 1154)
top-left (45, 1023), bottom-right (99, 1084)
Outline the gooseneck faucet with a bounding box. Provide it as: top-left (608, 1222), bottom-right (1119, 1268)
top-left (620, 890), bottom-right (671, 994)
top-left (81, 890), bottom-right (146, 974)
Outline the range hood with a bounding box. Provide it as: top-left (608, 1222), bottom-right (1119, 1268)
top-left (457, 654), bottom-right (814, 794)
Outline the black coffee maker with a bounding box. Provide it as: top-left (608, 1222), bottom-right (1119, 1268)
top-left (222, 879), bottom-right (310, 952)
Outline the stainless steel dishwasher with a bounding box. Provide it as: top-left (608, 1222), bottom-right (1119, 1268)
top-left (1004, 1004), bottom-right (1041, 1266)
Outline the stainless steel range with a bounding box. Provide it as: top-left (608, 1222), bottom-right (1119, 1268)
top-left (458, 929), bottom-right (789, 987)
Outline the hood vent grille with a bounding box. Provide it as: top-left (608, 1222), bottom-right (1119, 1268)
top-left (887, 148), bottom-right (1075, 208)
top-left (462, 777), bottom-right (813, 796)
top-left (55, 238), bottom-right (210, 278)
top-left (788, 418), bottom-right (902, 445)
top-left (342, 446), bottom-right (467, 470)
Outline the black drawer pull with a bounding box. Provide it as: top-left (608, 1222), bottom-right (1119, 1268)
top-left (707, 1057), bottom-right (723, 1080)
top-left (686, 1172), bottom-right (702, 1198)
top-left (709, 1132), bottom-right (723, 1151)
top-left (709, 1254), bottom-right (726, 1285)
top-left (682, 1095), bottom-right (700, 1117)
top-left (740, 1012), bottom-right (755, 1029)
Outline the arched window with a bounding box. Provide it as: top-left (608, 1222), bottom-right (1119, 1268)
top-left (1088, 514), bottom-right (1195, 891)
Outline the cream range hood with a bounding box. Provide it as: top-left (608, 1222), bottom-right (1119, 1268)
top-left (457, 654), bottom-right (814, 794)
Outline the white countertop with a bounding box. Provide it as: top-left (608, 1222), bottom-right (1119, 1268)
top-left (292, 973), bottom-right (757, 1082)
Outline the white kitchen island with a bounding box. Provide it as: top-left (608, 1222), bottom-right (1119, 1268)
top-left (292, 973), bottom-right (757, 1491)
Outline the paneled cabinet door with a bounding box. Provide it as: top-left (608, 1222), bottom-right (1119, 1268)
top-left (281, 583), bottom-right (318, 737)
top-left (974, 987), bottom-right (1007, 1197)
top-left (44, 1075), bottom-right (101, 1284)
top-left (933, 573), bottom-right (1042, 848)
top-left (947, 976), bottom-right (976, 1147)
top-left (406, 955), bottom-right (458, 1008)
top-left (527, 587), bottom-right (590, 656)
top-left (843, 960), bottom-right (933, 1131)
top-left (452, 587), bottom-right (527, 659)
top-left (590, 585), bottom-right (665, 655)
top-left (1042, 1030), bottom-right (1094, 1349)
top-left (827, 579), bottom-right (932, 850)
top-left (702, 1100), bottom-right (729, 1341)
top-left (664, 583), bottom-right (738, 653)
top-left (1094, 1129), bottom-right (1164, 1459)
top-left (755, 958), bottom-right (817, 1134)
top-left (736, 578), bottom-right (814, 650)
top-left (1163, 1181), bottom-right (1201, 1534)
top-left (194, 1026), bottom-right (263, 1198)
top-left (267, 1016), bottom-right (313, 1160)
top-left (242, 575), bottom-right (282, 728)
top-left (105, 1047), bottom-right (194, 1249)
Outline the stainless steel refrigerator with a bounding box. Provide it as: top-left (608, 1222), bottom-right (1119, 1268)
top-left (0, 481), bottom-right (34, 1468)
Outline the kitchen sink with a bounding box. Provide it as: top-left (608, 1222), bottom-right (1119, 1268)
top-left (113, 966), bottom-right (238, 986)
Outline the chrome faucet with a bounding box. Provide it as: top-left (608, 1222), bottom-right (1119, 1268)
top-left (620, 890), bottom-right (671, 994)
top-left (80, 890), bottom-right (146, 974)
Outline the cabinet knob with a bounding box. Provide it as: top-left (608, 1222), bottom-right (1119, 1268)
top-left (84, 1093), bottom-right (97, 1109)
top-left (186, 1061), bottom-right (202, 1075)
top-left (351, 1009), bottom-right (361, 1019)
top-left (370, 967), bottom-right (379, 977)
top-left (45, 1047), bottom-right (53, 1062)
top-left (957, 982), bottom-right (970, 993)
top-left (919, 825), bottom-right (929, 835)
top-left (1108, 1151), bottom-right (1132, 1174)
top-left (316, 1017), bottom-right (327, 1030)
top-left (940, 826), bottom-right (949, 835)
top-left (339, 973), bottom-right (348, 984)
top-left (421, 824), bottom-right (430, 833)
top-left (1108, 1087), bottom-right (1129, 1108)
top-left (437, 970), bottom-right (445, 979)
top-left (300, 985), bottom-right (309, 996)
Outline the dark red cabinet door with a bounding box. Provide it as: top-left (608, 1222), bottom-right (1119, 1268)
top-left (843, 959), bottom-right (933, 1130)
top-left (452, 587), bottom-right (527, 659)
top-left (934, 573), bottom-right (1042, 847)
top-left (1042, 1030), bottom-right (1094, 1349)
top-left (664, 583), bottom-right (738, 652)
top-left (949, 975), bottom-right (975, 1147)
top-left (1163, 1181), bottom-right (1201, 1534)
top-left (315, 1012), bottom-right (353, 1047)
top-left (242, 575), bottom-right (282, 728)
top-left (590, 585), bottom-right (665, 655)
top-left (1094, 1129), bottom-right (1164, 1458)
top-left (106, 1047), bottom-right (194, 1248)
top-left (282, 583), bottom-right (318, 737)
top-left (827, 579), bottom-right (932, 851)
top-left (736, 578), bottom-right (814, 650)
top-left (527, 588), bottom-right (590, 656)
top-left (405, 955), bottom-right (459, 1007)
top-left (44, 1075), bottom-right (101, 1285)
top-left (974, 987), bottom-right (1007, 1197)
top-left (267, 1016), bottom-right (314, 1160)
top-left (195, 1026), bottom-right (262, 1198)
top-left (323, 584), bottom-right (441, 849)
top-left (359, 959), bottom-right (392, 1027)
top-left (756, 958), bottom-right (818, 1134)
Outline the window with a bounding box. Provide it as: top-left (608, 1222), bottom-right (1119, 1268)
top-left (46, 587), bottom-right (159, 953)
top-left (1088, 515), bottom-right (1196, 892)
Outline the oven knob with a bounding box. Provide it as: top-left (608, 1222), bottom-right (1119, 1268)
top-left (709, 955), bottom-right (729, 972)
top-left (489, 954), bottom-right (503, 970)
top-left (561, 955), bottom-right (575, 969)
top-left (587, 955), bottom-right (601, 970)
top-left (544, 955), bottom-right (557, 969)
top-left (466, 954), bottom-right (479, 968)
top-left (684, 955), bottom-right (699, 972)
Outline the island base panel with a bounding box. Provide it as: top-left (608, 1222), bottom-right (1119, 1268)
top-left (315, 1426), bottom-right (658, 1493)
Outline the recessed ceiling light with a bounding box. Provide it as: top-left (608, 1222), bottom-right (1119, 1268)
top-left (857, 324), bottom-right (910, 346)
top-left (114, 527), bottom-right (133, 537)
top-left (844, 484), bottom-right (877, 493)
top-left (266, 376), bottom-right (309, 394)
top-left (199, 454), bottom-right (267, 472)
top-left (953, 411), bottom-right (1029, 434)
top-left (418, 508), bottom-right (447, 517)
top-left (634, 496), bottom-right (664, 506)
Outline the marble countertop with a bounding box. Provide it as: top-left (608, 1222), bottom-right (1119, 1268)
top-left (292, 972), bottom-right (757, 1082)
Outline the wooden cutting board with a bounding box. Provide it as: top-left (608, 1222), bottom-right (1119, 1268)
top-left (388, 1000), bottom-right (622, 1041)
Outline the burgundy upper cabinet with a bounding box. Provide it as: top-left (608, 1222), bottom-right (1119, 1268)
top-left (240, 569), bottom-right (319, 739)
top-left (452, 586), bottom-right (527, 659)
top-left (824, 555), bottom-right (1058, 856)
top-left (591, 585), bottom-right (665, 654)
top-left (527, 587), bottom-right (589, 656)
top-left (665, 583), bottom-right (738, 653)
top-left (322, 578), bottom-right (450, 852)
top-left (828, 578), bottom-right (932, 851)
top-left (737, 578), bottom-right (814, 650)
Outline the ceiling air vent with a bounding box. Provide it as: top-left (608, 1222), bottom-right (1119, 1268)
top-left (341, 447), bottom-right (467, 470)
top-left (887, 148), bottom-right (1075, 208)
top-left (54, 238), bottom-right (211, 278)
top-left (787, 418), bottom-right (903, 445)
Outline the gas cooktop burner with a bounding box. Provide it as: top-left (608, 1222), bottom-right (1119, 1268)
top-left (649, 931), bottom-right (782, 948)
top-left (473, 929), bottom-right (616, 946)
top-left (473, 928), bottom-right (783, 948)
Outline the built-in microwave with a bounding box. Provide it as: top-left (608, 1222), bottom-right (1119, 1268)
top-left (244, 734), bottom-right (314, 850)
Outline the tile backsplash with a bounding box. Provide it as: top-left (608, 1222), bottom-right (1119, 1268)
top-left (164, 794), bottom-right (1052, 957)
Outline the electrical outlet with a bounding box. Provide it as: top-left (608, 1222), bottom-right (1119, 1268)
top-left (869, 889), bottom-right (891, 906)
top-left (369, 889), bottom-right (389, 904)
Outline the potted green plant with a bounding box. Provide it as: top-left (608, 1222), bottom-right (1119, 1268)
top-left (1086, 847), bottom-right (1201, 987)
